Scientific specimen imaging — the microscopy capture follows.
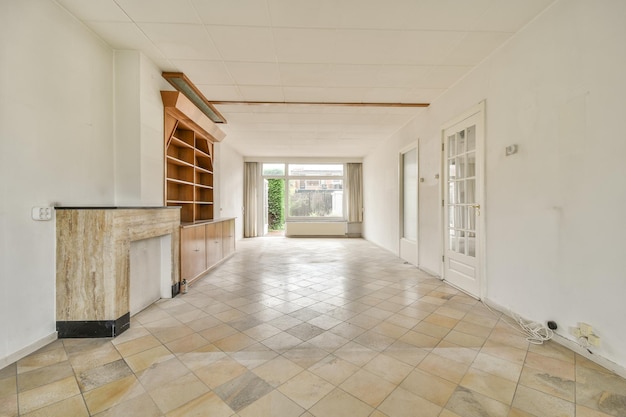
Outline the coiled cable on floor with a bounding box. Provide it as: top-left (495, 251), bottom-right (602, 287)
top-left (482, 301), bottom-right (553, 344)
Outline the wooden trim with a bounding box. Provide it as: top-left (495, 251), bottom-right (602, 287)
top-left (161, 91), bottom-right (226, 142)
top-left (162, 72), bottom-right (227, 123)
top-left (210, 100), bottom-right (430, 108)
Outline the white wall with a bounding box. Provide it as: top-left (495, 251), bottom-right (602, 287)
top-left (364, 0), bottom-right (626, 369)
top-left (0, 0), bottom-right (115, 365)
top-left (115, 50), bottom-right (169, 206)
top-left (215, 142), bottom-right (244, 240)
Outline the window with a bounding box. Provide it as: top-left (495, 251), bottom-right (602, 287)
top-left (262, 163), bottom-right (345, 220)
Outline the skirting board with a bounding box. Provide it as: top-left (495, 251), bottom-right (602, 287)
top-left (0, 332), bottom-right (58, 370)
top-left (483, 298), bottom-right (626, 379)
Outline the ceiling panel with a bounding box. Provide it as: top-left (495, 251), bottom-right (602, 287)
top-left (225, 62), bottom-right (282, 86)
top-left (114, 0), bottom-right (200, 24)
top-left (169, 60), bottom-right (234, 85)
top-left (138, 23), bottom-right (221, 60)
top-left (56, 0), bottom-right (129, 22)
top-left (56, 0), bottom-right (556, 158)
top-left (192, 0), bottom-right (271, 26)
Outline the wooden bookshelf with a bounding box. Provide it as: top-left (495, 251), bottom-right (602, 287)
top-left (161, 91), bottom-right (225, 223)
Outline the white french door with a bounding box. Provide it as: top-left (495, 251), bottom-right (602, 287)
top-left (442, 103), bottom-right (484, 298)
top-left (400, 146), bottom-right (418, 266)
top-left (263, 179), bottom-right (269, 235)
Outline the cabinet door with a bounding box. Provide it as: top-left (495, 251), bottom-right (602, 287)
top-left (222, 219), bottom-right (235, 258)
top-left (181, 226), bottom-right (206, 280)
top-left (205, 223), bottom-right (222, 268)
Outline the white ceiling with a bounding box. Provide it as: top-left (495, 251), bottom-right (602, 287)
top-left (56, 0), bottom-right (555, 158)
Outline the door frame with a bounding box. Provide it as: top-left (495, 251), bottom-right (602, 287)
top-left (440, 101), bottom-right (486, 299)
top-left (399, 141), bottom-right (419, 266)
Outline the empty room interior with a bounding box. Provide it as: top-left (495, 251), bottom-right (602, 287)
top-left (1, 1), bottom-right (626, 416)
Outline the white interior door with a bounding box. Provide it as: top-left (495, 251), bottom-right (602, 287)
top-left (400, 146), bottom-right (418, 266)
top-left (443, 104), bottom-right (484, 298)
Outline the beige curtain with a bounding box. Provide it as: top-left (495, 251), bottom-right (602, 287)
top-left (347, 163), bottom-right (363, 222)
top-left (243, 162), bottom-right (258, 237)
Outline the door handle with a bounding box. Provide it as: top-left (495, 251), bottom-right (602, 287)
top-left (471, 204), bottom-right (481, 216)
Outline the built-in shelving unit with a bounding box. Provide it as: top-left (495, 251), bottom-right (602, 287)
top-left (162, 90), bottom-right (225, 223)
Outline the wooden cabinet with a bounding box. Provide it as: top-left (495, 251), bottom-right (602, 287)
top-left (222, 218), bottom-right (235, 258)
top-left (181, 225), bottom-right (206, 281)
top-left (205, 222), bottom-right (222, 268)
top-left (162, 91), bottom-right (225, 223)
top-left (180, 218), bottom-right (236, 283)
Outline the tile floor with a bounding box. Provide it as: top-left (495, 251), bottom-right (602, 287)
top-left (1, 237), bottom-right (626, 417)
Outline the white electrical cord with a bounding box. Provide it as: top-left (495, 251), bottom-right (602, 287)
top-left (482, 301), bottom-right (553, 345)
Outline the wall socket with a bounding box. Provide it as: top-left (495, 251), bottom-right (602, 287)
top-left (32, 207), bottom-right (53, 221)
top-left (571, 322), bottom-right (600, 347)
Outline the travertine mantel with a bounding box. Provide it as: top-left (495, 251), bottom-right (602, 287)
top-left (56, 207), bottom-right (180, 337)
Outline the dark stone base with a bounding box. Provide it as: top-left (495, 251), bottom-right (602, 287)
top-left (172, 282), bottom-right (180, 297)
top-left (56, 312), bottom-right (130, 338)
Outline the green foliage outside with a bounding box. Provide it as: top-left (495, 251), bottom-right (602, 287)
top-left (267, 179), bottom-right (285, 230)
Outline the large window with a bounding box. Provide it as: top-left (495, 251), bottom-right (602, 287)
top-left (262, 163), bottom-right (345, 220)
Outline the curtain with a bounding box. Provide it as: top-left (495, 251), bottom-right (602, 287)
top-left (347, 163), bottom-right (363, 222)
top-left (243, 162), bottom-right (258, 237)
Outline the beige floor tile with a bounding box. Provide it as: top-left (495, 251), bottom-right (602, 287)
top-left (110, 326), bottom-right (150, 346)
top-left (16, 347), bottom-right (68, 374)
top-left (20, 394), bottom-right (88, 417)
top-left (576, 364), bottom-right (626, 416)
top-left (508, 408), bottom-right (537, 417)
top-left (575, 405), bottom-right (617, 417)
top-left (0, 376), bottom-right (16, 397)
top-left (454, 320), bottom-right (494, 338)
top-left (384, 341), bottom-right (429, 366)
top-left (519, 365), bottom-right (575, 402)
top-left (413, 321), bottom-right (451, 339)
top-left (306, 331), bottom-right (350, 352)
top-left (194, 357), bottom-right (248, 389)
top-left (371, 321), bottom-right (409, 339)
top-left (525, 351), bottom-right (575, 381)
top-left (67, 342), bottom-right (122, 374)
top-left (261, 332), bottom-right (302, 351)
top-left (308, 388), bottom-right (373, 417)
top-left (124, 345), bottom-right (174, 373)
top-left (309, 355), bottom-right (359, 386)
top-left (418, 353), bottom-right (470, 384)
top-left (151, 324), bottom-right (195, 344)
top-left (446, 387), bottom-right (511, 417)
top-left (136, 357), bottom-right (190, 391)
top-left (213, 371), bottom-right (273, 412)
top-left (148, 372), bottom-right (210, 414)
top-left (278, 370), bottom-right (335, 409)
top-left (244, 323), bottom-right (283, 341)
top-left (166, 391), bottom-right (234, 417)
top-left (400, 368), bottom-right (457, 407)
top-left (229, 345), bottom-right (278, 369)
top-left (362, 353), bottom-right (413, 384)
top-left (199, 323), bottom-right (239, 342)
top-left (307, 315), bottom-right (343, 330)
top-left (77, 358), bottom-right (133, 392)
top-left (378, 386), bottom-right (442, 417)
top-left (460, 367), bottom-right (518, 405)
top-left (0, 394), bottom-right (17, 417)
top-left (0, 364), bottom-right (16, 380)
top-left (83, 374), bottom-right (145, 415)
top-left (177, 346), bottom-right (226, 371)
top-left (252, 356), bottom-right (303, 387)
top-left (339, 369), bottom-right (396, 407)
top-left (528, 341), bottom-right (575, 364)
top-left (165, 333), bottom-right (210, 354)
top-left (238, 391), bottom-right (304, 417)
top-left (480, 342), bottom-right (528, 365)
top-left (18, 375), bottom-right (80, 415)
top-left (439, 409), bottom-right (464, 417)
top-left (333, 341), bottom-right (378, 367)
top-left (512, 385), bottom-right (574, 417)
top-left (471, 351), bottom-right (523, 382)
top-left (399, 330), bottom-right (440, 349)
top-left (281, 344), bottom-right (330, 368)
top-left (443, 330), bottom-right (487, 348)
top-left (114, 334), bottom-right (162, 358)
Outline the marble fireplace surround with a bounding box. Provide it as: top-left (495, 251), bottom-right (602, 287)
top-left (56, 207), bottom-right (180, 338)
